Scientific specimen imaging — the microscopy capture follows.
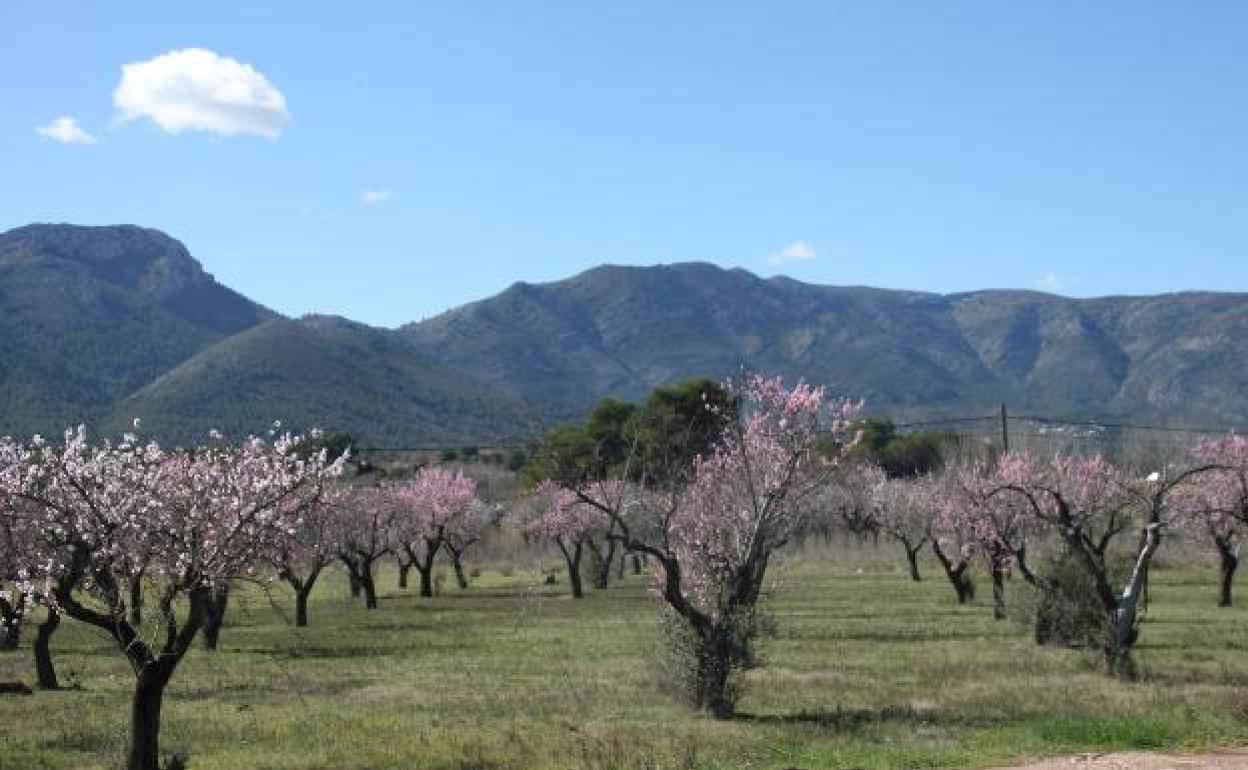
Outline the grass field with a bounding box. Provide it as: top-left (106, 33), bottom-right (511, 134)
top-left (2, 549), bottom-right (1247, 770)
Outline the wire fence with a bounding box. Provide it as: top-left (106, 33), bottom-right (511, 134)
top-left (353, 408), bottom-right (1248, 468)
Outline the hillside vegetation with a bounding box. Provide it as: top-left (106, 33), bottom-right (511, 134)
top-left (3, 223), bottom-right (1247, 443)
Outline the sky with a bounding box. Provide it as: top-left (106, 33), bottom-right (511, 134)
top-left (3, 1), bottom-right (1247, 328)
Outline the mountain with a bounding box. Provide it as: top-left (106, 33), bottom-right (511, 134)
top-left (4, 223), bottom-right (1247, 445)
top-left (0, 224), bottom-right (274, 435)
top-left (105, 315), bottom-right (538, 445)
top-left (399, 263), bottom-right (1248, 427)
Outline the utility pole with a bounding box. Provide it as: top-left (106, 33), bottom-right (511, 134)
top-left (1000, 403), bottom-right (1010, 454)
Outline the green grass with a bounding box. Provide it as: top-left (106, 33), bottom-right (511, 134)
top-left (1, 553), bottom-right (1246, 770)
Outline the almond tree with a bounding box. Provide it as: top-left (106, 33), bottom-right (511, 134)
top-left (0, 426), bottom-right (342, 770)
top-left (575, 374), bottom-right (862, 715)
top-left (821, 462), bottom-right (885, 543)
top-left (870, 474), bottom-right (930, 582)
top-left (926, 471), bottom-right (979, 606)
top-left (984, 452), bottom-right (1208, 677)
top-left (391, 468), bottom-right (478, 597)
top-left (1187, 435), bottom-right (1248, 606)
top-left (443, 499), bottom-right (492, 589)
top-left (336, 484), bottom-right (394, 609)
top-left (942, 458), bottom-right (1044, 618)
top-left (524, 480), bottom-right (609, 598)
top-left (269, 485), bottom-right (344, 625)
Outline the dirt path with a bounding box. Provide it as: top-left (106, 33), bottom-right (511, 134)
top-left (987, 749), bottom-right (1248, 770)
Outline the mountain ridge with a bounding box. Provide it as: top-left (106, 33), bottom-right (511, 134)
top-left (2, 223), bottom-right (1246, 443)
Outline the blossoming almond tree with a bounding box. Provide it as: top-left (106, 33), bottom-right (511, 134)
top-left (574, 374), bottom-right (862, 716)
top-left (821, 462), bottom-right (886, 543)
top-left (335, 484), bottom-right (395, 609)
top-left (443, 499), bottom-right (493, 589)
top-left (869, 473), bottom-right (931, 582)
top-left (1188, 435), bottom-right (1248, 606)
top-left (983, 452), bottom-right (1211, 677)
top-left (268, 484), bottom-right (345, 626)
top-left (391, 467), bottom-right (478, 597)
top-left (941, 456), bottom-right (1045, 618)
top-left (923, 471), bottom-right (979, 606)
top-left (0, 427), bottom-right (343, 770)
top-left (525, 480), bottom-right (610, 599)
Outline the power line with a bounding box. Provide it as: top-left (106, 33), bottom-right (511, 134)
top-left (349, 412), bottom-right (1245, 455)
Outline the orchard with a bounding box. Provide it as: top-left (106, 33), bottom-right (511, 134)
top-left (2, 377), bottom-right (1247, 770)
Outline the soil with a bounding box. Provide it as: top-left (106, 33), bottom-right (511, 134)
top-left (987, 749), bottom-right (1248, 770)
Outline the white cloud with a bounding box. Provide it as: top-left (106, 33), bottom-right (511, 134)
top-left (1036, 272), bottom-right (1066, 292)
top-left (767, 240), bottom-right (818, 267)
top-left (36, 116), bottom-right (97, 144)
top-left (114, 48), bottom-right (289, 138)
top-left (361, 190), bottom-right (392, 204)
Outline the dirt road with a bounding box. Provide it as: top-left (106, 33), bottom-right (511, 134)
top-left (986, 749), bottom-right (1248, 770)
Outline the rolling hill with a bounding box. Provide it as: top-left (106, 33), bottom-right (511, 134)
top-left (107, 315), bottom-right (538, 445)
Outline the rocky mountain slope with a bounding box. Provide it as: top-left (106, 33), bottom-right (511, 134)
top-left (3, 223), bottom-right (1246, 444)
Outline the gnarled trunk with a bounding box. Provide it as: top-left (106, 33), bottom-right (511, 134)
top-left (932, 541), bottom-right (975, 604)
top-left (360, 571), bottom-right (378, 609)
top-left (128, 573), bottom-right (144, 627)
top-left (584, 537), bottom-right (615, 590)
top-left (450, 551), bottom-right (469, 589)
top-left (127, 659), bottom-right (177, 770)
top-left (1106, 523), bottom-right (1161, 679)
top-left (1217, 540), bottom-right (1238, 608)
top-left (991, 564), bottom-right (1007, 620)
top-left (693, 628), bottom-right (735, 718)
top-left (200, 583), bottom-right (230, 651)
top-left (295, 587), bottom-right (311, 627)
top-left (34, 611), bottom-right (59, 689)
top-left (417, 564), bottom-right (434, 597)
top-left (557, 538), bottom-right (584, 599)
top-left (397, 561), bottom-right (411, 589)
top-left (904, 542), bottom-right (923, 582)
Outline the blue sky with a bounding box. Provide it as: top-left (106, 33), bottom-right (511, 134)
top-left (3, 1), bottom-right (1247, 327)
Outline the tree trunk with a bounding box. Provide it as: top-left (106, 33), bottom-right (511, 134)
top-left (129, 574), bottom-right (144, 627)
top-left (991, 564), bottom-right (1007, 620)
top-left (616, 549), bottom-right (627, 580)
top-left (451, 552), bottom-right (469, 589)
top-left (127, 662), bottom-right (175, 770)
top-left (694, 629), bottom-right (735, 718)
top-left (558, 539), bottom-right (584, 599)
top-left (1217, 542), bottom-right (1238, 608)
top-left (416, 563), bottom-right (434, 598)
top-left (593, 559), bottom-right (610, 589)
top-left (397, 562), bottom-right (411, 589)
top-left (201, 584), bottom-right (229, 651)
top-left (632, 554), bottom-right (643, 576)
top-left (584, 538), bottom-right (613, 590)
top-left (34, 611), bottom-right (59, 690)
top-left (1108, 523), bottom-right (1161, 679)
top-left (904, 544), bottom-right (923, 582)
top-left (361, 570), bottom-right (378, 609)
top-left (932, 542), bottom-right (975, 604)
top-left (295, 587), bottom-right (311, 627)
top-left (348, 571), bottom-right (362, 598)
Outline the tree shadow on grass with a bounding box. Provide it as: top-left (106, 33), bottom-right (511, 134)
top-left (732, 704), bottom-right (1004, 733)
